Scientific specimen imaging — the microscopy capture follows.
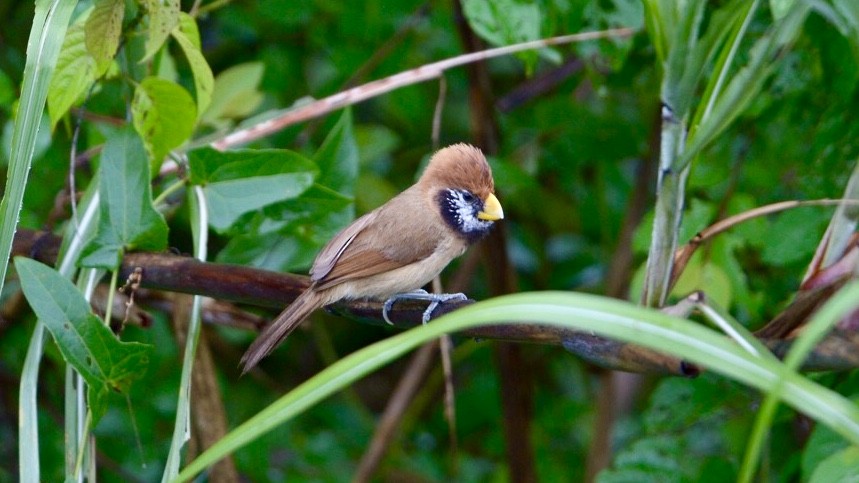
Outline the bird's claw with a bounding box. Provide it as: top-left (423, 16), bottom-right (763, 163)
top-left (421, 293), bottom-right (467, 324)
top-left (382, 290), bottom-right (467, 325)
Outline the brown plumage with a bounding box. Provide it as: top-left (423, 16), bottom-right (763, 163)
top-left (240, 143), bottom-right (503, 372)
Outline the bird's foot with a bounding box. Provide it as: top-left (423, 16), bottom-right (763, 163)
top-left (382, 290), bottom-right (468, 325)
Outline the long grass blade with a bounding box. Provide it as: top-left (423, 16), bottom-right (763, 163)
top-left (162, 186), bottom-right (209, 481)
top-left (175, 291), bottom-right (859, 482)
top-left (14, 4), bottom-right (81, 481)
top-left (739, 281), bottom-right (859, 482)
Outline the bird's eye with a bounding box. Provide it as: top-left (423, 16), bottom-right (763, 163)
top-left (461, 191), bottom-right (476, 203)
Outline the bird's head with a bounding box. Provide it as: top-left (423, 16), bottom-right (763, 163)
top-left (420, 144), bottom-right (504, 243)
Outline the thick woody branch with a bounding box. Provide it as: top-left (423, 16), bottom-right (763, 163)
top-left (14, 229), bottom-right (859, 374)
top-left (12, 229), bottom-right (692, 375)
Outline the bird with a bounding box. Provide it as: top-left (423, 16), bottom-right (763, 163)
top-left (240, 143), bottom-right (504, 372)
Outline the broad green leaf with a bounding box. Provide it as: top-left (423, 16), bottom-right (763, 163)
top-left (761, 207), bottom-right (825, 267)
top-left (808, 446), bottom-right (859, 483)
top-left (15, 257), bottom-right (151, 423)
top-left (216, 184), bottom-right (352, 271)
top-left (47, 11), bottom-right (111, 128)
top-left (187, 147), bottom-right (319, 232)
top-left (131, 76), bottom-right (196, 171)
top-left (85, 0), bottom-right (124, 64)
top-left (461, 0), bottom-right (542, 73)
top-left (200, 62), bottom-right (265, 126)
top-left (80, 128), bottom-right (168, 268)
top-left (216, 231), bottom-right (319, 272)
top-left (171, 12), bottom-right (213, 116)
top-left (579, 0), bottom-right (643, 70)
top-left (672, 260), bottom-right (732, 308)
top-left (142, 0), bottom-right (180, 62)
top-left (314, 109), bottom-right (359, 195)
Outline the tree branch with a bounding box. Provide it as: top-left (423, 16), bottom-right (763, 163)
top-left (16, 228), bottom-right (858, 375)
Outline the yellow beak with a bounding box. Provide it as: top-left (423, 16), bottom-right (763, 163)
top-left (477, 193), bottom-right (504, 221)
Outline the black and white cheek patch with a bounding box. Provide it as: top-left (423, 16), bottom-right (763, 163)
top-left (437, 189), bottom-right (494, 242)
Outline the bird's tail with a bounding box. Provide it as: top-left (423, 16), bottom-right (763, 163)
top-left (240, 290), bottom-right (324, 373)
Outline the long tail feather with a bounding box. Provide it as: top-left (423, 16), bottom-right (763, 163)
top-left (240, 290), bottom-right (323, 373)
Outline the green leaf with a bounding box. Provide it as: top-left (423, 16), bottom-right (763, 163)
top-left (85, 0), bottom-right (125, 64)
top-left (171, 12), bottom-right (213, 116)
top-left (770, 0), bottom-right (797, 20)
top-left (314, 109), bottom-right (359, 195)
top-left (176, 291), bottom-right (859, 481)
top-left (200, 62), bottom-right (265, 126)
top-left (761, 207), bottom-right (825, 267)
top-left (47, 11), bottom-right (111, 128)
top-left (131, 76), bottom-right (196, 171)
top-left (803, 423), bottom-right (851, 480)
top-left (15, 257), bottom-right (151, 423)
top-left (461, 0), bottom-right (542, 73)
top-left (80, 128), bottom-right (169, 268)
top-left (216, 184), bottom-right (352, 271)
top-left (7, 2), bottom-right (78, 480)
top-left (187, 147), bottom-right (319, 232)
top-left (808, 446), bottom-right (859, 483)
top-left (142, 0), bottom-right (180, 62)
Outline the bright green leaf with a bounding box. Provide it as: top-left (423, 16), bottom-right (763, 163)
top-left (171, 12), bottom-right (213, 116)
top-left (80, 128), bottom-right (169, 268)
top-left (131, 76), bottom-right (196, 171)
top-left (142, 0), bottom-right (180, 62)
top-left (200, 62), bottom-right (265, 126)
top-left (85, 0), bottom-right (124, 64)
top-left (15, 257), bottom-right (151, 423)
top-left (462, 0), bottom-right (542, 73)
top-left (47, 11), bottom-right (111, 128)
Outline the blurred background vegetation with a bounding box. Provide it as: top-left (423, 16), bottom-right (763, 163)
top-left (2, 0), bottom-right (859, 481)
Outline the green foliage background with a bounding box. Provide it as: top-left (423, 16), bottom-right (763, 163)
top-left (1, 0), bottom-right (859, 481)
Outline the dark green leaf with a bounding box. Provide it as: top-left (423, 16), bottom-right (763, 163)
top-left (217, 184), bottom-right (352, 271)
top-left (761, 208), bottom-right (826, 267)
top-left (15, 257), bottom-right (151, 423)
top-left (187, 147), bottom-right (319, 232)
top-left (313, 109), bottom-right (359, 195)
top-left (131, 76), bottom-right (197, 171)
top-left (80, 128), bottom-right (169, 268)
top-left (461, 0), bottom-right (542, 73)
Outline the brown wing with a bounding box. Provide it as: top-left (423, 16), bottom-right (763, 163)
top-left (310, 188), bottom-right (441, 289)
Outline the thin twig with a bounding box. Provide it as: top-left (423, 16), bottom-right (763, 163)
top-left (670, 199), bottom-right (859, 288)
top-left (210, 27), bottom-right (636, 150)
